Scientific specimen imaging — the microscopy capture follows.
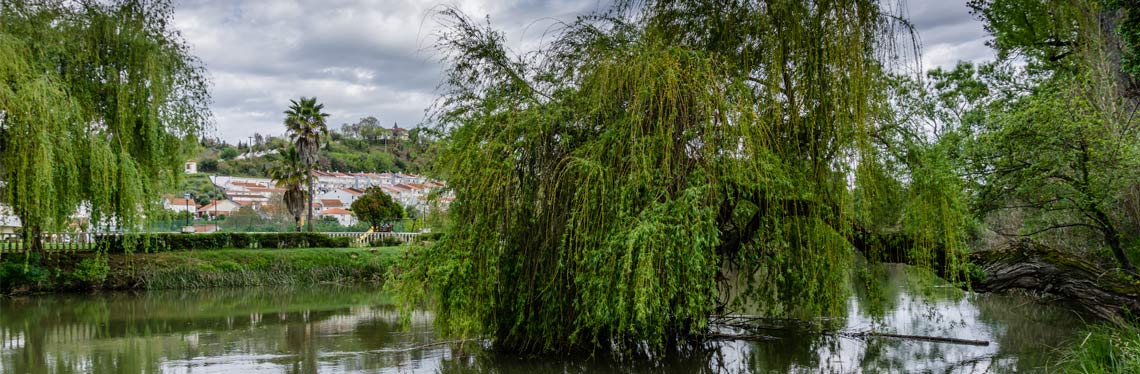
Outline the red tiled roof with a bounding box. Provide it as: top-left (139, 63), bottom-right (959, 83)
top-left (169, 198), bottom-right (197, 207)
top-left (319, 208), bottom-right (353, 215)
top-left (197, 200), bottom-right (236, 212)
top-left (320, 199), bottom-right (344, 207)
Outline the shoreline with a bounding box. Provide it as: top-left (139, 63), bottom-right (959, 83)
top-left (0, 247), bottom-right (404, 295)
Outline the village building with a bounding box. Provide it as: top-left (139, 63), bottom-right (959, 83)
top-left (0, 204), bottom-right (20, 235)
top-left (197, 199), bottom-right (241, 218)
top-left (318, 208), bottom-right (357, 226)
top-left (162, 195), bottom-right (200, 214)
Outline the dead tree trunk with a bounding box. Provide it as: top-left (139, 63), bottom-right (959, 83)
top-left (969, 240), bottom-right (1140, 324)
top-left (849, 222), bottom-right (1140, 324)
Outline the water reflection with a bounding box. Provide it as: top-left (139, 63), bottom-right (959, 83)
top-left (0, 265), bottom-right (1081, 373)
top-left (728, 264), bottom-right (1081, 373)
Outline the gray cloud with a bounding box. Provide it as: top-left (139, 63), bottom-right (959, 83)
top-left (174, 0), bottom-right (994, 142)
top-left (906, 0), bottom-right (995, 71)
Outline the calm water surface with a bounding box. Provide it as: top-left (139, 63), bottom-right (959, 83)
top-left (0, 264), bottom-right (1080, 373)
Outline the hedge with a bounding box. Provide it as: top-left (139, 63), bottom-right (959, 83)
top-left (95, 232), bottom-right (354, 253)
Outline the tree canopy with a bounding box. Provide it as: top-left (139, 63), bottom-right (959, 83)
top-left (956, 0), bottom-right (1140, 272)
top-left (393, 0), bottom-right (971, 355)
top-left (350, 187), bottom-right (403, 230)
top-left (0, 0), bottom-right (210, 246)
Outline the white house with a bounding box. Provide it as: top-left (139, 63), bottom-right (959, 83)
top-left (0, 204), bottom-right (20, 235)
top-left (163, 196), bottom-right (199, 214)
top-left (197, 199), bottom-right (241, 218)
top-left (318, 208), bottom-right (357, 226)
top-left (317, 187), bottom-right (364, 208)
top-left (184, 160), bottom-right (198, 174)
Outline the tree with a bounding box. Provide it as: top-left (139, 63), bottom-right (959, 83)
top-left (219, 146), bottom-right (239, 160)
top-left (283, 97), bottom-right (329, 232)
top-left (0, 0), bottom-right (210, 250)
top-left (391, 1), bottom-right (956, 355)
top-left (269, 148), bottom-right (308, 232)
top-left (966, 0), bottom-right (1140, 273)
top-left (350, 187), bottom-right (404, 230)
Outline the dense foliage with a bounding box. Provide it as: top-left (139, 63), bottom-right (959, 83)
top-left (393, 0), bottom-right (972, 355)
top-left (351, 186), bottom-right (404, 229)
top-left (95, 232), bottom-right (352, 253)
top-left (0, 0), bottom-right (210, 247)
top-left (956, 0), bottom-right (1140, 272)
top-left (195, 118), bottom-right (437, 177)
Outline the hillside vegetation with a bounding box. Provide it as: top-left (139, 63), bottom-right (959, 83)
top-left (195, 116), bottom-right (436, 177)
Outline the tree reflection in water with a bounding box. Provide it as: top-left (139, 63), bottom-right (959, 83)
top-left (0, 270), bottom-right (1079, 373)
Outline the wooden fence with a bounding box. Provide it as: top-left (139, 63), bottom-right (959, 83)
top-left (0, 231), bottom-right (423, 254)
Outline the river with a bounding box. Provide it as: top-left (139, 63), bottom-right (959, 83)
top-left (0, 264), bottom-right (1080, 373)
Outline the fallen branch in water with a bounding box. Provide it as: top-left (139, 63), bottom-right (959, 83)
top-left (841, 331), bottom-right (990, 346)
top-left (704, 332), bottom-right (779, 341)
top-left (369, 339), bottom-right (482, 353)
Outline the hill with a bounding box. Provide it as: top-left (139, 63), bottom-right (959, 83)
top-left (194, 116), bottom-right (436, 178)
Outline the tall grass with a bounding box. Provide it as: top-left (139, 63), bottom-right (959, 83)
top-left (1059, 324), bottom-right (1140, 373)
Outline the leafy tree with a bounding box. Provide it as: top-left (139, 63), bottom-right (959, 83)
top-left (219, 146), bottom-right (239, 160)
top-left (0, 0), bottom-right (210, 250)
top-left (283, 97), bottom-right (329, 232)
top-left (198, 158), bottom-right (219, 173)
top-left (392, 1), bottom-right (959, 354)
top-left (350, 187), bottom-right (403, 229)
top-left (269, 148), bottom-right (308, 231)
top-left (966, 0), bottom-right (1140, 273)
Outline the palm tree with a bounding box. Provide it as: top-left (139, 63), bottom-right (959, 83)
top-left (270, 148), bottom-right (308, 231)
top-left (283, 97), bottom-right (329, 232)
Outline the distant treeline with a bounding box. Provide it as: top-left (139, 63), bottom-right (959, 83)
top-left (197, 116), bottom-right (436, 177)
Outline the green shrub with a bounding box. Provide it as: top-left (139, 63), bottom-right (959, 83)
top-left (418, 232), bottom-right (445, 242)
top-left (369, 236), bottom-right (403, 247)
top-left (72, 255), bottom-right (110, 286)
top-left (0, 254), bottom-right (50, 292)
top-left (95, 232), bottom-right (353, 252)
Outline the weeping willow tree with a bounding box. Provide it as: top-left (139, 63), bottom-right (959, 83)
top-left (0, 0), bottom-right (209, 250)
top-left (393, 0), bottom-right (971, 354)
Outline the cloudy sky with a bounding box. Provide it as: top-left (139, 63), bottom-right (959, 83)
top-left (172, 0), bottom-right (994, 143)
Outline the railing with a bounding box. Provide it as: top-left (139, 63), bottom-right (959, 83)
top-left (0, 232), bottom-right (98, 254)
top-left (323, 231), bottom-right (421, 244)
top-left (0, 231), bottom-right (423, 254)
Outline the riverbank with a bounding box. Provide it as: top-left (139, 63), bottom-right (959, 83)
top-left (0, 247), bottom-right (404, 294)
top-left (1059, 324), bottom-right (1140, 372)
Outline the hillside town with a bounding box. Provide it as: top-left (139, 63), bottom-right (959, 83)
top-left (167, 168), bottom-right (450, 228)
top-left (1, 168), bottom-right (450, 234)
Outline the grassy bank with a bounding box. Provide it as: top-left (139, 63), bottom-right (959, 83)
top-left (1, 247), bottom-right (404, 293)
top-left (1059, 324), bottom-right (1140, 372)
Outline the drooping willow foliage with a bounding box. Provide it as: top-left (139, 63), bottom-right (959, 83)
top-left (393, 0), bottom-right (972, 354)
top-left (0, 0), bottom-right (209, 246)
